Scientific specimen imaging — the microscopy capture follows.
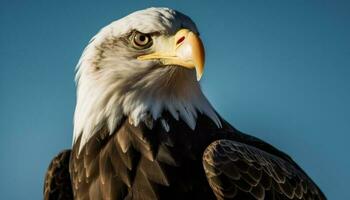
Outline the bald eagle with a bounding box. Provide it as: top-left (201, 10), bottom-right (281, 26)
top-left (44, 7), bottom-right (326, 200)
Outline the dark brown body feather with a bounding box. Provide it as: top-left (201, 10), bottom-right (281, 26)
top-left (203, 140), bottom-right (326, 200)
top-left (44, 149), bottom-right (73, 200)
top-left (44, 113), bottom-right (326, 199)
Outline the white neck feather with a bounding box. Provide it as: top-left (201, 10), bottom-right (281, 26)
top-left (73, 64), bottom-right (221, 150)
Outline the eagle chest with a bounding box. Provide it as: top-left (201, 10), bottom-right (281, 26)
top-left (70, 116), bottom-right (217, 200)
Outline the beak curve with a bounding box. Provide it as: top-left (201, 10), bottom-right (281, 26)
top-left (137, 29), bottom-right (205, 81)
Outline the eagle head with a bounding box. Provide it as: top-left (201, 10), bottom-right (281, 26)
top-left (73, 7), bottom-right (221, 149)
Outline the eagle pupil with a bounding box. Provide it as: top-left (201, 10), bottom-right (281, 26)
top-left (139, 35), bottom-right (145, 41)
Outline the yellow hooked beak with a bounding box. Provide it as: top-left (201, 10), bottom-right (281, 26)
top-left (137, 29), bottom-right (205, 81)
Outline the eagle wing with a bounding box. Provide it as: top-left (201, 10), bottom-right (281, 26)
top-left (203, 139), bottom-right (326, 200)
top-left (44, 149), bottom-right (73, 200)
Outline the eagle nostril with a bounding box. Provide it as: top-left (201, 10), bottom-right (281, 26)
top-left (176, 36), bottom-right (185, 45)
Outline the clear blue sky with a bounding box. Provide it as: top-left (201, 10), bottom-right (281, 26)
top-left (0, 1), bottom-right (349, 199)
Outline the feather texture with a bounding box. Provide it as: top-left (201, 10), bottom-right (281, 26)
top-left (203, 140), bottom-right (326, 200)
top-left (70, 113), bottom-right (223, 199)
top-left (44, 150), bottom-right (73, 200)
top-left (67, 113), bottom-right (326, 199)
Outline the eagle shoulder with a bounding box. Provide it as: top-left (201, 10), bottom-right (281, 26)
top-left (202, 139), bottom-right (327, 200)
top-left (44, 149), bottom-right (73, 200)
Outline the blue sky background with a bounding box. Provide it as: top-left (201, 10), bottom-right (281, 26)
top-left (0, 0), bottom-right (349, 199)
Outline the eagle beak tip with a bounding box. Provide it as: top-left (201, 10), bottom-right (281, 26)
top-left (196, 72), bottom-right (203, 81)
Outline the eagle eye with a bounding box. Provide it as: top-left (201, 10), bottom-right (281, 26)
top-left (131, 31), bottom-right (152, 49)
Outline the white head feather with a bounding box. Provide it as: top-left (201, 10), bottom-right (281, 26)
top-left (73, 7), bottom-right (221, 150)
